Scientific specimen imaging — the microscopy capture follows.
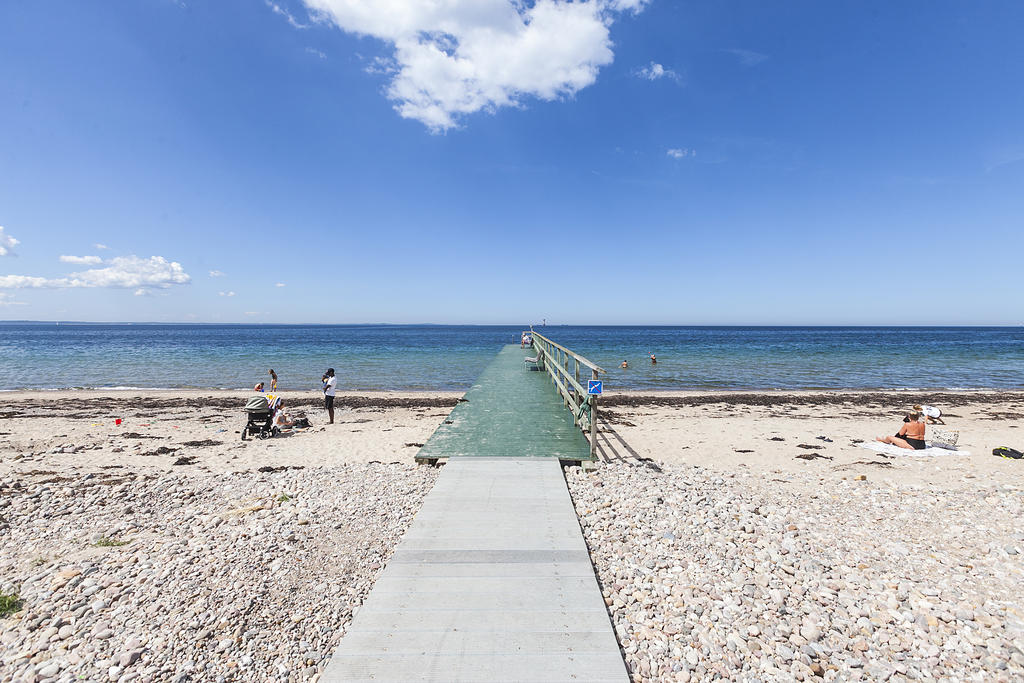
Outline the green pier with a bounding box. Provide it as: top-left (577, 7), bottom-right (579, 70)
top-left (415, 344), bottom-right (594, 462)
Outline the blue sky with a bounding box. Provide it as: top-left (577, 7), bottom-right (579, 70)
top-left (1, 0), bottom-right (1022, 325)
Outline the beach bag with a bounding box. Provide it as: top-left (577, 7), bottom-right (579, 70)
top-left (992, 447), bottom-right (1023, 460)
top-left (929, 428), bottom-right (959, 450)
top-left (245, 396), bottom-right (269, 413)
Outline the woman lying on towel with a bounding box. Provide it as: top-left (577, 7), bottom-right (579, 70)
top-left (875, 412), bottom-right (926, 450)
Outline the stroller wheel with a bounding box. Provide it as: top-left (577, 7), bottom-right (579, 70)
top-left (241, 429), bottom-right (248, 441)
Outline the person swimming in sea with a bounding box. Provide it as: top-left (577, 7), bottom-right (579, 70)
top-left (649, 353), bottom-right (656, 364)
top-left (620, 360), bottom-right (628, 369)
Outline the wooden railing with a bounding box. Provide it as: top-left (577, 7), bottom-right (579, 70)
top-left (529, 330), bottom-right (605, 457)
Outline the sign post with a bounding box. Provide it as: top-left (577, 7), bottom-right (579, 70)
top-left (588, 375), bottom-right (601, 457)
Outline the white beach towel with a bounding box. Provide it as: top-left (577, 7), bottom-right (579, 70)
top-left (859, 442), bottom-right (970, 458)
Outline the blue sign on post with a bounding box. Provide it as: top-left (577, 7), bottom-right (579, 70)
top-left (587, 380), bottom-right (603, 395)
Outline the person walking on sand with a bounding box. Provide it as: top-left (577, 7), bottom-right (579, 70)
top-left (269, 369), bottom-right (278, 392)
top-left (322, 368), bottom-right (336, 424)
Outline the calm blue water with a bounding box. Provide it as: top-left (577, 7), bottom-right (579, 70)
top-left (0, 324), bottom-right (1022, 392)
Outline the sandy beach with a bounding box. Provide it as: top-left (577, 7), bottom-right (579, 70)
top-left (0, 390), bottom-right (464, 478)
top-left (3, 389), bottom-right (1022, 485)
top-left (596, 390), bottom-right (1024, 490)
top-left (2, 389), bottom-right (1023, 681)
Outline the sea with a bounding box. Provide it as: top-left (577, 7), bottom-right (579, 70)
top-left (0, 324), bottom-right (1022, 392)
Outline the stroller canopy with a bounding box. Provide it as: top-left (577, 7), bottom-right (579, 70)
top-left (245, 395), bottom-right (270, 413)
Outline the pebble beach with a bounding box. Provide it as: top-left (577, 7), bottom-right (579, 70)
top-left (567, 463), bottom-right (1024, 682)
top-left (2, 389), bottom-right (1023, 682)
top-left (1, 465), bottom-right (438, 682)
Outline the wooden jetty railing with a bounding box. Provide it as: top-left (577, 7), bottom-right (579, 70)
top-left (529, 331), bottom-right (605, 457)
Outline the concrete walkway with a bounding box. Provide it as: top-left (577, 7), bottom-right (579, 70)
top-left (321, 457), bottom-right (628, 682)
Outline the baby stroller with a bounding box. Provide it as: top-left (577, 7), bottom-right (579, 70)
top-left (242, 395), bottom-right (280, 440)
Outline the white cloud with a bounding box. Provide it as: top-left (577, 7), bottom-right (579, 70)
top-left (209, 270), bottom-right (225, 277)
top-left (275, 282), bottom-right (286, 287)
top-left (0, 256), bottom-right (191, 290)
top-left (0, 226), bottom-right (19, 257)
top-left (134, 288), bottom-right (150, 297)
top-left (266, 0), bottom-right (308, 28)
top-left (94, 243), bottom-right (110, 250)
top-left (723, 48), bottom-right (768, 67)
top-left (364, 55), bottom-right (397, 76)
top-left (0, 292), bottom-right (27, 307)
top-left (219, 291), bottom-right (236, 297)
top-left (306, 47), bottom-right (327, 59)
top-left (59, 255), bottom-right (103, 265)
top-left (634, 61), bottom-right (678, 82)
top-left (667, 148), bottom-right (693, 159)
top-left (304, 0), bottom-right (650, 131)
top-left (70, 256), bottom-right (190, 288)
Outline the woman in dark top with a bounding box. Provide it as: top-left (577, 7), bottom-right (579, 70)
top-left (876, 412), bottom-right (927, 450)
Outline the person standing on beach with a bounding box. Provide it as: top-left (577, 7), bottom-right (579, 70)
top-left (269, 369), bottom-right (278, 392)
top-left (322, 368), bottom-right (336, 424)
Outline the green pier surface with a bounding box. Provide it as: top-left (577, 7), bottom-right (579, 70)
top-left (416, 345), bottom-right (593, 460)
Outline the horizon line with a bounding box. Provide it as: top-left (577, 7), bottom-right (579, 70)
top-left (1, 320), bottom-right (1022, 328)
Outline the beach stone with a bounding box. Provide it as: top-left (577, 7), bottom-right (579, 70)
top-left (800, 623), bottom-right (822, 642)
top-left (37, 662), bottom-right (61, 677)
top-left (118, 651), bottom-right (141, 667)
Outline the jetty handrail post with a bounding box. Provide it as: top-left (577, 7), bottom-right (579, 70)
top-left (564, 353), bottom-right (570, 405)
top-left (590, 368), bottom-right (598, 457)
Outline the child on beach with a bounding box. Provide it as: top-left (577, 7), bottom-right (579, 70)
top-left (269, 369), bottom-right (278, 392)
